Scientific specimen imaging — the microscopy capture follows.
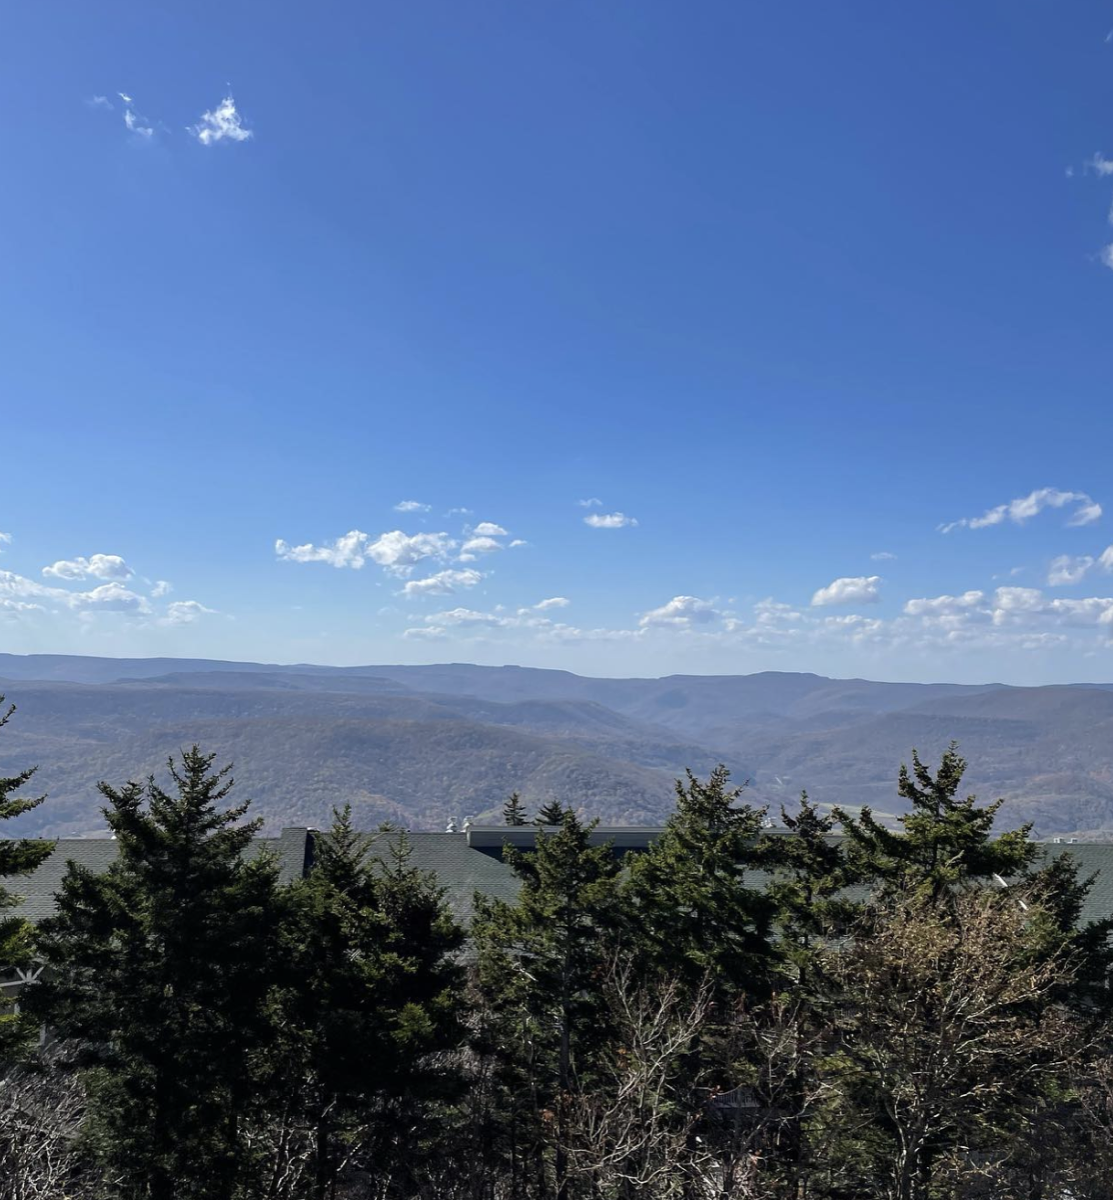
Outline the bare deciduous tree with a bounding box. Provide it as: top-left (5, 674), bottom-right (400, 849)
top-left (0, 1052), bottom-right (97, 1200)
top-left (825, 886), bottom-right (1083, 1200)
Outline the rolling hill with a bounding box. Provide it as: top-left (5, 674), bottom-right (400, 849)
top-left (2, 654), bottom-right (1113, 839)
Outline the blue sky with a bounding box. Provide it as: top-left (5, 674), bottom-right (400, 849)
top-left (4, 1), bottom-right (1113, 684)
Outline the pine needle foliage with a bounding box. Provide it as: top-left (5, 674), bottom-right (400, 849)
top-left (0, 696), bottom-right (54, 1059)
top-left (28, 747), bottom-right (281, 1200)
top-left (834, 743), bottom-right (1038, 906)
top-left (258, 806), bottom-right (465, 1200)
top-left (502, 791), bottom-right (529, 826)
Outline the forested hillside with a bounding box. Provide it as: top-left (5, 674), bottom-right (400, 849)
top-left (3, 655), bottom-right (1113, 837)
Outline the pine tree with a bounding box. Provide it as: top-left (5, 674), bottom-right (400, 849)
top-left (502, 791), bottom-right (529, 826)
top-left (834, 744), bottom-right (1038, 906)
top-left (28, 747), bottom-right (282, 1200)
top-left (536, 799), bottom-right (567, 826)
top-left (628, 766), bottom-right (776, 1001)
top-left (761, 792), bottom-right (852, 973)
top-left (0, 697), bottom-right (54, 1060)
top-left (260, 807), bottom-right (465, 1200)
top-left (754, 795), bottom-right (853, 1197)
top-left (473, 808), bottom-right (625, 1200)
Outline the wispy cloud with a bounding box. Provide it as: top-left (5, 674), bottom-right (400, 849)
top-left (535, 596), bottom-right (570, 610)
top-left (939, 488), bottom-right (1102, 533)
top-left (584, 512), bottom-right (638, 529)
top-left (459, 536), bottom-right (503, 557)
top-left (151, 580), bottom-right (173, 598)
top-left (87, 95), bottom-right (113, 110)
top-left (394, 500), bottom-right (431, 513)
top-left (472, 522), bottom-right (507, 537)
top-left (400, 568), bottom-right (483, 597)
top-left (1087, 152), bottom-right (1113, 177)
top-left (1048, 554), bottom-right (1095, 586)
top-left (159, 600), bottom-right (216, 626)
top-left (0, 533), bottom-right (10, 551)
top-left (811, 575), bottom-right (882, 607)
top-left (189, 94), bottom-right (252, 146)
top-left (117, 93), bottom-right (154, 139)
top-left (577, 498), bottom-right (603, 508)
top-left (870, 551), bottom-right (896, 561)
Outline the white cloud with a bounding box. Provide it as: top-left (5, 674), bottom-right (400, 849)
top-left (584, 512), bottom-right (638, 529)
top-left (276, 531), bottom-right (370, 569)
top-left (640, 596), bottom-right (721, 628)
top-left (124, 109), bottom-right (153, 138)
top-left (1048, 554), bottom-right (1095, 586)
top-left (445, 507), bottom-right (473, 517)
top-left (871, 551), bottom-right (896, 561)
top-left (811, 575), bottom-right (882, 607)
top-left (189, 94), bottom-right (252, 146)
top-left (1088, 152), bottom-right (1113, 177)
top-left (472, 522), bottom-right (508, 537)
top-left (939, 488), bottom-right (1102, 533)
top-left (276, 528), bottom-right (458, 575)
top-left (151, 580), bottom-right (173, 598)
top-left (0, 598), bottom-right (43, 614)
top-left (399, 568), bottom-right (483, 597)
top-left (535, 596), bottom-right (570, 610)
top-left (1100, 546), bottom-right (1113, 572)
top-left (423, 607), bottom-right (507, 629)
top-left (160, 600), bottom-right (217, 626)
top-left (394, 500), bottom-right (431, 513)
top-left (0, 533), bottom-right (10, 551)
top-left (403, 625), bottom-right (449, 640)
top-left (42, 554), bottom-right (133, 581)
top-left (115, 94), bottom-right (154, 139)
top-left (366, 531), bottom-right (454, 574)
top-left (1101, 244), bottom-right (1113, 271)
top-left (903, 591), bottom-right (986, 616)
top-left (87, 95), bottom-right (113, 110)
top-left (509, 539), bottom-right (528, 548)
top-left (72, 583), bottom-right (150, 612)
top-left (460, 536), bottom-right (503, 556)
top-left (577, 498), bottom-right (603, 508)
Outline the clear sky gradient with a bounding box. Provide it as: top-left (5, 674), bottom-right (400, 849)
top-left (4, 2), bottom-right (1113, 683)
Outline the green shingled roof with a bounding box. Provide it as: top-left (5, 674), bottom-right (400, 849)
top-left (9, 829), bottom-right (312, 924)
top-left (9, 831), bottom-right (1113, 932)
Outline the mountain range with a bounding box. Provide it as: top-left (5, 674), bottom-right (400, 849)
top-left (2, 653), bottom-right (1113, 839)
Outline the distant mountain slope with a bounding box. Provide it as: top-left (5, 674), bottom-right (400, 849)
top-left (3, 654), bottom-right (1113, 839)
top-left (0, 676), bottom-right (731, 838)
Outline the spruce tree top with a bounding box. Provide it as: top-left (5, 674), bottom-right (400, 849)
top-left (535, 799), bottom-right (568, 826)
top-left (835, 744), bottom-right (1038, 904)
top-left (502, 791), bottom-right (529, 826)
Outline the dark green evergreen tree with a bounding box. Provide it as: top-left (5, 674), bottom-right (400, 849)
top-left (260, 807), bottom-right (465, 1200)
top-left (535, 799), bottom-right (568, 826)
top-left (627, 766), bottom-right (776, 1001)
top-left (473, 808), bottom-right (625, 1200)
top-left (754, 794), bottom-right (852, 1197)
top-left (834, 744), bottom-right (1038, 905)
top-left (0, 697), bottom-right (54, 1059)
top-left (502, 791), bottom-right (529, 826)
top-left (28, 748), bottom-right (281, 1200)
top-left (761, 792), bottom-right (852, 976)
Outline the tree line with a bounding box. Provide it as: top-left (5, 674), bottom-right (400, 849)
top-left (2, 693), bottom-right (1113, 1200)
